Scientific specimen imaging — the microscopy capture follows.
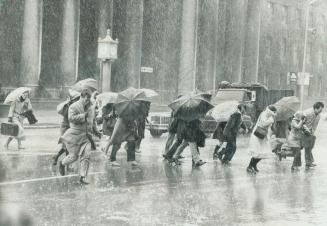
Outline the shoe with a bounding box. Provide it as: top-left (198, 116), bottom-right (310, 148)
top-left (110, 161), bottom-right (120, 167)
top-left (59, 161), bottom-right (65, 176)
top-left (306, 163), bottom-right (316, 168)
top-left (79, 176), bottom-right (89, 185)
top-left (172, 158), bottom-right (181, 165)
top-left (129, 161), bottom-right (139, 167)
top-left (195, 160), bottom-right (206, 167)
top-left (222, 160), bottom-right (230, 166)
top-left (217, 152), bottom-right (223, 161)
top-left (178, 155), bottom-right (185, 159)
top-left (135, 148), bottom-right (141, 153)
top-left (252, 166), bottom-right (259, 173)
top-left (247, 167), bottom-right (255, 174)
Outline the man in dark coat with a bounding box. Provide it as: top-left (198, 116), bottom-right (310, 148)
top-left (217, 104), bottom-right (245, 164)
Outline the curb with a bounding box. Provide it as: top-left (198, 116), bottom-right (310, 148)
top-left (25, 124), bottom-right (60, 129)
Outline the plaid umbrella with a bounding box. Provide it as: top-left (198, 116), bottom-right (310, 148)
top-left (114, 87), bottom-right (150, 119)
top-left (4, 87), bottom-right (32, 104)
top-left (274, 96), bottom-right (300, 121)
top-left (169, 93), bottom-right (214, 121)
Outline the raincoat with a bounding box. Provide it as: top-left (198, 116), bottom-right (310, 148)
top-left (109, 117), bottom-right (138, 145)
top-left (248, 107), bottom-right (276, 159)
top-left (8, 97), bottom-right (33, 140)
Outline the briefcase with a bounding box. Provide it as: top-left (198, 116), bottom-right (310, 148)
top-left (1, 122), bottom-right (19, 137)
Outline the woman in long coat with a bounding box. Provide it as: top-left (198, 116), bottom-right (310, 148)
top-left (247, 105), bottom-right (277, 173)
top-left (287, 111), bottom-right (305, 170)
top-left (4, 91), bottom-right (32, 149)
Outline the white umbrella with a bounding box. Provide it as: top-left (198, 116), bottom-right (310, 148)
top-left (210, 100), bottom-right (239, 122)
top-left (139, 88), bottom-right (159, 98)
top-left (97, 92), bottom-right (118, 106)
top-left (71, 78), bottom-right (98, 92)
top-left (4, 87), bottom-right (32, 104)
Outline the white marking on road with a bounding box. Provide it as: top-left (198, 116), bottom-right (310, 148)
top-left (0, 171), bottom-right (105, 186)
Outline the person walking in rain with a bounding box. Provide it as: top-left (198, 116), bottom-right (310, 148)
top-left (52, 90), bottom-right (80, 165)
top-left (213, 104), bottom-right (246, 164)
top-left (302, 102), bottom-right (324, 168)
top-left (286, 111), bottom-right (306, 171)
top-left (135, 102), bottom-right (150, 153)
top-left (171, 119), bottom-right (206, 166)
top-left (247, 105), bottom-right (277, 173)
top-left (59, 88), bottom-right (101, 185)
top-left (108, 116), bottom-right (139, 167)
top-left (4, 90), bottom-right (33, 150)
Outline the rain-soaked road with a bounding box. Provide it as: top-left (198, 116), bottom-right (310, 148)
top-left (1, 119), bottom-right (327, 225)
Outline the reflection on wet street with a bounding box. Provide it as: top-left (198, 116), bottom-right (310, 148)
top-left (1, 121), bottom-right (327, 225)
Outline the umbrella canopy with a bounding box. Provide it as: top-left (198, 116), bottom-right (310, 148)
top-left (97, 92), bottom-right (118, 106)
top-left (169, 94), bottom-right (214, 121)
top-left (139, 88), bottom-right (159, 98)
top-left (68, 89), bottom-right (80, 100)
top-left (71, 78), bottom-right (98, 92)
top-left (210, 100), bottom-right (239, 122)
top-left (274, 96), bottom-right (300, 121)
top-left (4, 87), bottom-right (32, 104)
top-left (114, 87), bottom-right (150, 119)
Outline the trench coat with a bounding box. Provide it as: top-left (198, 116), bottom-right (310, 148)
top-left (109, 117), bottom-right (138, 145)
top-left (8, 98), bottom-right (33, 140)
top-left (60, 99), bottom-right (98, 156)
top-left (248, 107), bottom-right (275, 159)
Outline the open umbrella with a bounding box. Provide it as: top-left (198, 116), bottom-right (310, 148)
top-left (139, 88), bottom-right (159, 98)
top-left (114, 87), bottom-right (150, 119)
top-left (210, 100), bottom-right (239, 122)
top-left (4, 87), bottom-right (32, 104)
top-left (71, 78), bottom-right (98, 92)
top-left (274, 96), bottom-right (300, 121)
top-left (169, 93), bottom-right (214, 121)
top-left (97, 92), bottom-right (118, 106)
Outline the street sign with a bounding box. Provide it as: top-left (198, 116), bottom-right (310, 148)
top-left (297, 72), bottom-right (311, 85)
top-left (140, 67), bottom-right (153, 73)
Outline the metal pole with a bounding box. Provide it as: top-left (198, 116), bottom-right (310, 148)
top-left (301, 1), bottom-right (310, 110)
top-left (255, 0), bottom-right (262, 83)
top-left (193, 0), bottom-right (199, 92)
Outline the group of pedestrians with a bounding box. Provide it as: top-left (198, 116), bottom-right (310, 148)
top-left (2, 84), bottom-right (324, 185)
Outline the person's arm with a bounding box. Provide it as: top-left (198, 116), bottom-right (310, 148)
top-left (68, 104), bottom-right (87, 124)
top-left (223, 113), bottom-right (236, 136)
top-left (26, 98), bottom-right (33, 111)
top-left (312, 115), bottom-right (320, 134)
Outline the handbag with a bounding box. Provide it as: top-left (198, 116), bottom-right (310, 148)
top-left (253, 113), bottom-right (268, 139)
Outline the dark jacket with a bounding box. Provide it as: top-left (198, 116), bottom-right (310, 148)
top-left (223, 111), bottom-right (243, 139)
top-left (177, 119), bottom-right (206, 147)
top-left (102, 103), bottom-right (117, 136)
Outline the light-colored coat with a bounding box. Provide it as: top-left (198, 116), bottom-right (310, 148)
top-left (61, 99), bottom-right (98, 155)
top-left (248, 107), bottom-right (276, 159)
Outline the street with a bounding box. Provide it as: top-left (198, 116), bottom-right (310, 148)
top-left (1, 118), bottom-right (327, 226)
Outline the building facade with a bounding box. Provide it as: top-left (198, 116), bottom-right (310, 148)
top-left (0, 0), bottom-right (326, 103)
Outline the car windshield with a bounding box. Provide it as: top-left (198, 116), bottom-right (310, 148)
top-left (212, 90), bottom-right (250, 104)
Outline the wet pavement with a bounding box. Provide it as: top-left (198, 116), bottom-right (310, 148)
top-left (1, 120), bottom-right (327, 225)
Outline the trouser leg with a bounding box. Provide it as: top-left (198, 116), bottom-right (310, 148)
top-left (80, 143), bottom-right (91, 177)
top-left (173, 140), bottom-right (188, 159)
top-left (5, 137), bottom-right (13, 147)
top-left (189, 142), bottom-right (200, 163)
top-left (126, 141), bottom-right (136, 162)
top-left (305, 147), bottom-right (314, 165)
top-left (62, 152), bottom-right (78, 166)
top-left (164, 133), bottom-right (175, 155)
top-left (110, 143), bottom-right (121, 162)
top-left (223, 136), bottom-right (237, 162)
top-left (292, 148), bottom-right (302, 167)
top-left (166, 137), bottom-right (183, 158)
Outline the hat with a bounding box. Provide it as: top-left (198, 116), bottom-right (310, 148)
top-left (68, 89), bottom-right (80, 100)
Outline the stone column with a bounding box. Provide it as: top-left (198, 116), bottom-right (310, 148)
top-left (61, 0), bottom-right (80, 87)
top-left (242, 0), bottom-right (262, 83)
top-left (20, 0), bottom-right (43, 87)
top-left (178, 0), bottom-right (197, 95)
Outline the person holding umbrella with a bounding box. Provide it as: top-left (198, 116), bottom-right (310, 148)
top-left (52, 89), bottom-right (80, 165)
top-left (247, 105), bottom-right (277, 173)
top-left (168, 94), bottom-right (213, 166)
top-left (3, 88), bottom-right (33, 150)
top-left (59, 88), bottom-right (101, 185)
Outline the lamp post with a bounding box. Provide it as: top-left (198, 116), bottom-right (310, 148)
top-left (97, 29), bottom-right (118, 92)
top-left (300, 0), bottom-right (321, 110)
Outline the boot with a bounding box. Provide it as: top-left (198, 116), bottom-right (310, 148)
top-left (195, 160), bottom-right (206, 167)
top-left (252, 158), bottom-right (261, 172)
top-left (79, 176), bottom-right (89, 185)
top-left (246, 158), bottom-right (255, 174)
